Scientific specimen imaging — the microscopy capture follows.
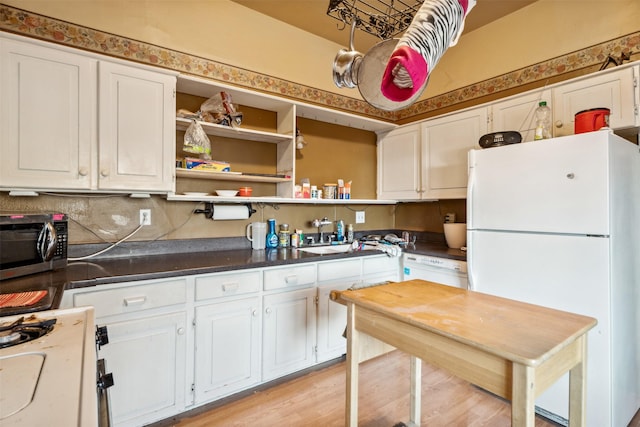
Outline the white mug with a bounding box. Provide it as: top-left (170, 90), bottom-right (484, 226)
top-left (246, 222), bottom-right (266, 250)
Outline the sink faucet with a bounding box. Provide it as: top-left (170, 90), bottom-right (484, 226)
top-left (311, 217), bottom-right (332, 244)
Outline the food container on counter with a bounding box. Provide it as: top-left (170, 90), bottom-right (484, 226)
top-left (239, 186), bottom-right (253, 197)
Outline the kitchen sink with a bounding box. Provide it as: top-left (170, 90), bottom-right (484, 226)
top-left (295, 243), bottom-right (355, 255)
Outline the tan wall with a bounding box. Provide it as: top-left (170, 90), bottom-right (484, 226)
top-left (4, 0), bottom-right (639, 101)
top-left (1, 1), bottom-right (637, 243)
top-left (426, 0), bottom-right (640, 98)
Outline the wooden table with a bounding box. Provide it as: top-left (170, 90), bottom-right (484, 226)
top-left (332, 280), bottom-right (597, 427)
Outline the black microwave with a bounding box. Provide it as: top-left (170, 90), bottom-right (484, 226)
top-left (0, 213), bottom-right (68, 280)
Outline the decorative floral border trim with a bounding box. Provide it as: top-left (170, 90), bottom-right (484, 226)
top-left (1, 4), bottom-right (638, 123)
top-left (396, 32), bottom-right (640, 120)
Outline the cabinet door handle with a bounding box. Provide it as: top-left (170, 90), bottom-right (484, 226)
top-left (555, 120), bottom-right (563, 128)
top-left (284, 275), bottom-right (298, 285)
top-left (100, 168), bottom-right (109, 177)
top-left (265, 307), bottom-right (272, 314)
top-left (177, 327), bottom-right (185, 335)
top-left (123, 296), bottom-right (147, 306)
top-left (222, 282), bottom-right (239, 292)
top-left (252, 309), bottom-right (259, 317)
top-left (78, 167), bottom-right (89, 177)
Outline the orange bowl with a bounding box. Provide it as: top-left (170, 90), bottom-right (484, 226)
top-left (238, 186), bottom-right (253, 197)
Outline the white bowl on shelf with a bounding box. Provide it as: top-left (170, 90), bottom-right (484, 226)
top-left (216, 190), bottom-right (238, 197)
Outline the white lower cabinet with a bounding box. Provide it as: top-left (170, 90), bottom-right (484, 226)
top-left (59, 255), bottom-right (402, 425)
top-left (194, 297), bottom-right (261, 403)
top-left (60, 277), bottom-right (188, 427)
top-left (316, 258), bottom-right (361, 363)
top-left (193, 270), bottom-right (262, 404)
top-left (361, 254), bottom-right (401, 284)
top-left (99, 312), bottom-right (187, 427)
top-left (262, 286), bottom-right (317, 381)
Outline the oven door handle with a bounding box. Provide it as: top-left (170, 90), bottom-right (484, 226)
top-left (37, 221), bottom-right (57, 261)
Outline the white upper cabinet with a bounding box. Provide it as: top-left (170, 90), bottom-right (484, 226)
top-left (376, 124), bottom-right (422, 200)
top-left (98, 61), bottom-right (176, 192)
top-left (491, 89), bottom-right (553, 142)
top-left (552, 65), bottom-right (638, 137)
top-left (0, 37), bottom-right (96, 189)
top-left (377, 107), bottom-right (487, 201)
top-left (0, 34), bottom-right (177, 194)
top-left (377, 63), bottom-right (639, 201)
top-left (421, 106), bottom-right (488, 199)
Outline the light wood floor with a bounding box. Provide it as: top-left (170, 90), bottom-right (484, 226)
top-left (148, 349), bottom-right (640, 427)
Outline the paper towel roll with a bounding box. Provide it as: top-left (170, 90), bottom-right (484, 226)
top-left (212, 205), bottom-right (251, 220)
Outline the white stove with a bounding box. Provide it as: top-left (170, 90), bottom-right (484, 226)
top-left (0, 306), bottom-right (99, 426)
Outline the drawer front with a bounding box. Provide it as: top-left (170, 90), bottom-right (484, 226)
top-left (195, 270), bottom-right (261, 301)
top-left (317, 258), bottom-right (361, 282)
top-left (73, 278), bottom-right (187, 318)
top-left (363, 255), bottom-right (399, 275)
top-left (263, 264), bottom-right (316, 291)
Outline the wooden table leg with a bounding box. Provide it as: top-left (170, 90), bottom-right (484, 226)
top-left (409, 355), bottom-right (421, 426)
top-left (568, 335), bottom-right (587, 427)
top-left (511, 363), bottom-right (536, 427)
top-left (346, 303), bottom-right (359, 427)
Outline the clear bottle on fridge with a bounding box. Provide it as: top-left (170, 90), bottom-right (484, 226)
top-left (534, 101), bottom-right (551, 140)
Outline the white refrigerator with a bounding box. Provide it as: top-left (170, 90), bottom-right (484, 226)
top-left (466, 129), bottom-right (640, 427)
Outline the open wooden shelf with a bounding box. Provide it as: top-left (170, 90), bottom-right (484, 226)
top-left (175, 117), bottom-right (292, 144)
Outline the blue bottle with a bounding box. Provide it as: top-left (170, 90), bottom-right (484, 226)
top-left (266, 219), bottom-right (278, 249)
top-left (336, 220), bottom-right (344, 242)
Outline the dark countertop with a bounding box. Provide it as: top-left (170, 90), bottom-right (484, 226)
top-left (0, 237), bottom-right (465, 316)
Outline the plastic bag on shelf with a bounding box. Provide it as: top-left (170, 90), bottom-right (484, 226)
top-left (183, 120), bottom-right (211, 159)
top-left (176, 108), bottom-right (200, 120)
top-left (200, 92), bottom-right (243, 128)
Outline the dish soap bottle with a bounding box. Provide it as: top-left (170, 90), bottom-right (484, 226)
top-left (266, 219), bottom-right (278, 249)
top-left (534, 101), bottom-right (551, 140)
top-left (335, 220), bottom-right (345, 243)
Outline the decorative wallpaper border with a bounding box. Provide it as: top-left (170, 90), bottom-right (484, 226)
top-left (1, 4), bottom-right (638, 123)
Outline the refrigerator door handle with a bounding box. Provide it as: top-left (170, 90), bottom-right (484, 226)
top-left (467, 149), bottom-right (476, 229)
top-left (466, 232), bottom-right (475, 291)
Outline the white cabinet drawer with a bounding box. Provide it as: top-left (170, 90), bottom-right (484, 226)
top-left (195, 270), bottom-right (261, 301)
top-left (263, 264), bottom-right (316, 291)
top-left (73, 278), bottom-right (187, 318)
top-left (363, 255), bottom-right (399, 275)
top-left (317, 258), bottom-right (361, 283)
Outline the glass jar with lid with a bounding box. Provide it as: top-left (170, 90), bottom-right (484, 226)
top-left (278, 223), bottom-right (290, 247)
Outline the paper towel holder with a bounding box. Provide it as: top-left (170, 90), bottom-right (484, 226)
top-left (195, 202), bottom-right (256, 220)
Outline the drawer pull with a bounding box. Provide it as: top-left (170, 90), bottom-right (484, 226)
top-left (284, 275), bottom-right (298, 285)
top-left (222, 283), bottom-right (239, 292)
top-left (123, 296), bottom-right (147, 306)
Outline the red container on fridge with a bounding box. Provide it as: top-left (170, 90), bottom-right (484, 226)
top-left (574, 108), bottom-right (610, 134)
